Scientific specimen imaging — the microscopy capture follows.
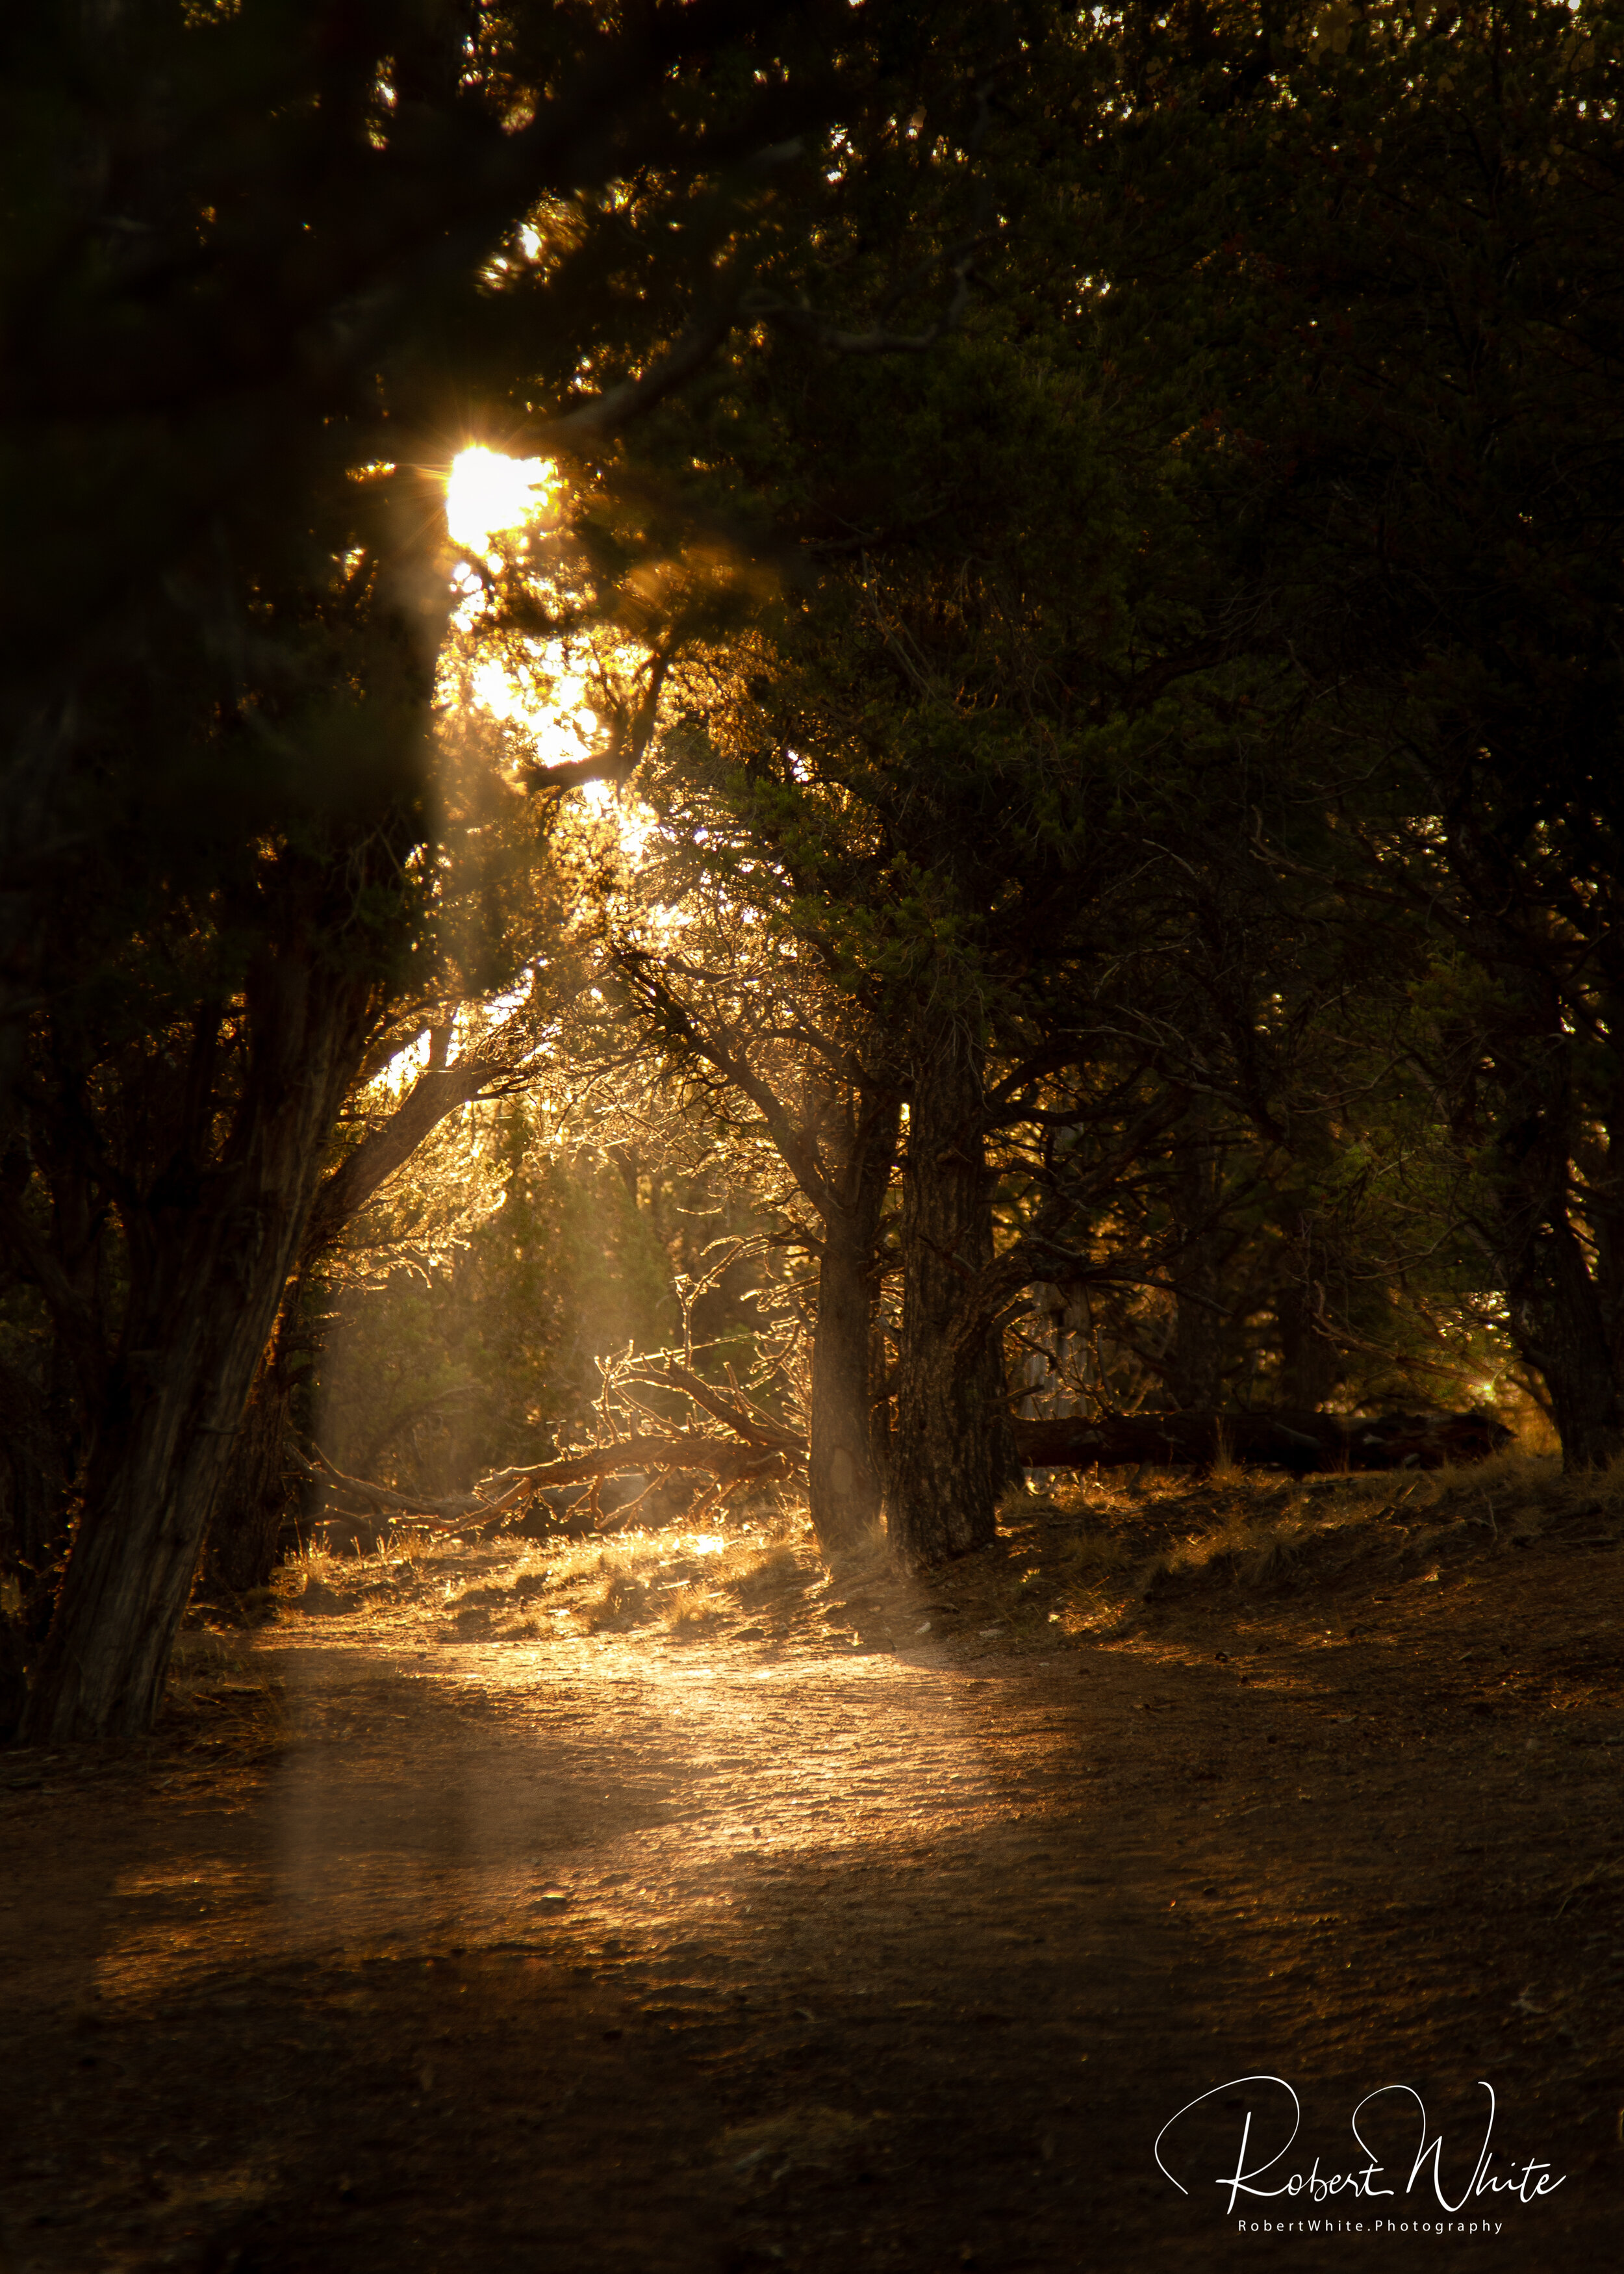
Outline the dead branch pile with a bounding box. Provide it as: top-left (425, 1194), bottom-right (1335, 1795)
top-left (302, 1346), bottom-right (807, 1546)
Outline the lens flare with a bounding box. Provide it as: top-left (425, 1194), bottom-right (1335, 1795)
top-left (446, 446), bottom-right (555, 550)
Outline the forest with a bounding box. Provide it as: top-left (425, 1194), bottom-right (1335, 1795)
top-left (1, 8), bottom-right (1622, 2266)
top-left (3, 0), bottom-right (1619, 1743)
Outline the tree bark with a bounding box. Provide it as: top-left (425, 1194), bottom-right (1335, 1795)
top-left (809, 1218), bottom-right (884, 1555)
top-left (1503, 1210), bottom-right (1624, 1471)
top-left (806, 1091), bottom-right (899, 1558)
top-left (1157, 1108), bottom-right (1226, 1411)
top-left (21, 951), bottom-right (377, 1745)
top-left (1480, 1023), bottom-right (1624, 1472)
top-left (1440, 821), bottom-right (1624, 1472)
top-left (205, 1331), bottom-right (303, 1598)
top-left (885, 1017), bottom-right (1016, 1568)
top-left (1275, 1272), bottom-right (1345, 1410)
top-left (606, 941), bottom-right (904, 1566)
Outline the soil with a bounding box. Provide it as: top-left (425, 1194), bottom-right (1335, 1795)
top-left (2, 1462), bottom-right (1622, 2273)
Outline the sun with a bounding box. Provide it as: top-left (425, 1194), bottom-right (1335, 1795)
top-left (446, 445), bottom-right (555, 550)
top-left (443, 446), bottom-right (655, 860)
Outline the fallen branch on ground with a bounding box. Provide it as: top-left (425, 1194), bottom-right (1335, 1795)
top-left (481, 1432), bottom-right (802, 1499)
top-left (301, 1418), bottom-right (807, 1547)
top-left (294, 1446), bottom-right (531, 1532)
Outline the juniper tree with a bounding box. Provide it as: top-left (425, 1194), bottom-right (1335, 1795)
top-left (1098, 0), bottom-right (1624, 1463)
top-left (0, 0), bottom-right (940, 1739)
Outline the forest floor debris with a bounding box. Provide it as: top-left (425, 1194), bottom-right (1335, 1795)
top-left (2, 1463), bottom-right (1621, 2271)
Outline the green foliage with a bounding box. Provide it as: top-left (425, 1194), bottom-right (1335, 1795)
top-left (1098, 0), bottom-right (1624, 1442)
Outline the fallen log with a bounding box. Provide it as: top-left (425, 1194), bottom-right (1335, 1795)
top-left (294, 1422), bottom-right (806, 1555)
top-left (494, 1435), bottom-right (800, 1537)
top-left (481, 1432), bottom-right (801, 1498)
top-left (298, 1444), bottom-right (531, 1527)
top-left (1013, 1407), bottom-right (1511, 1477)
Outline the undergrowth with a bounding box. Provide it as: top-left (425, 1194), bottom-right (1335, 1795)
top-left (194, 1452), bottom-right (1624, 1685)
top-left (1002, 1448), bottom-right (1624, 1635)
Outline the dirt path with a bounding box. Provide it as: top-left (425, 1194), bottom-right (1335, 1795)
top-left (3, 1484), bottom-right (1621, 2272)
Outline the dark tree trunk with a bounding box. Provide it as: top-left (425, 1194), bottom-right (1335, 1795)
top-left (1165, 1126), bottom-right (1226, 1411)
top-left (1168, 1283), bottom-right (1224, 1412)
top-left (1439, 823), bottom-right (1624, 1472)
top-left (1275, 1275), bottom-right (1344, 1410)
top-left (21, 954), bottom-right (375, 1745)
top-left (1503, 1210), bottom-right (1624, 1471)
top-left (885, 1020), bottom-right (1016, 1569)
top-left (205, 1332), bottom-right (303, 1598)
top-left (806, 1094), bottom-right (898, 1557)
top-left (1482, 1028), bottom-right (1624, 1472)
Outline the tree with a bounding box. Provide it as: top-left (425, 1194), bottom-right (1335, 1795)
top-left (2, 0), bottom-right (952, 1739)
top-left (633, 370), bottom-right (1237, 1564)
top-left (1098, 1), bottom-right (1624, 1463)
top-left (600, 875), bottom-right (902, 1557)
top-left (207, 986), bottom-right (548, 1597)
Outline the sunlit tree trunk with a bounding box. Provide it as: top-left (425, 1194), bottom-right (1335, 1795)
top-left (806, 1093), bottom-right (899, 1557)
top-left (21, 952), bottom-right (377, 1745)
top-left (885, 1016), bottom-right (1016, 1568)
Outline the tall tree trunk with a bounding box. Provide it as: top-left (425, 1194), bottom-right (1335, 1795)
top-left (1440, 828), bottom-right (1624, 1468)
top-left (1166, 1140), bottom-right (1225, 1411)
top-left (806, 1092), bottom-right (898, 1558)
top-left (1275, 1273), bottom-right (1343, 1411)
top-left (21, 956), bottom-right (375, 1744)
top-left (205, 1320), bottom-right (305, 1598)
top-left (1502, 1208), bottom-right (1624, 1471)
top-left (1482, 1026), bottom-right (1624, 1472)
top-left (885, 1019), bottom-right (1015, 1568)
top-left (1164, 1101), bottom-right (1228, 1401)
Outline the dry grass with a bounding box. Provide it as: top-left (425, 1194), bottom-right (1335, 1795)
top-left (170, 1451), bottom-right (1623, 1704)
top-left (982, 1449), bottom-right (1624, 1639)
top-left (236, 1490), bottom-right (828, 1655)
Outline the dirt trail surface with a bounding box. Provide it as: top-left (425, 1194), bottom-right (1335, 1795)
top-left (3, 1474), bottom-right (1623, 2273)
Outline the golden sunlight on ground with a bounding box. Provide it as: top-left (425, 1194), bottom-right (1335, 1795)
top-left (6, 1471), bottom-right (1623, 2266)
